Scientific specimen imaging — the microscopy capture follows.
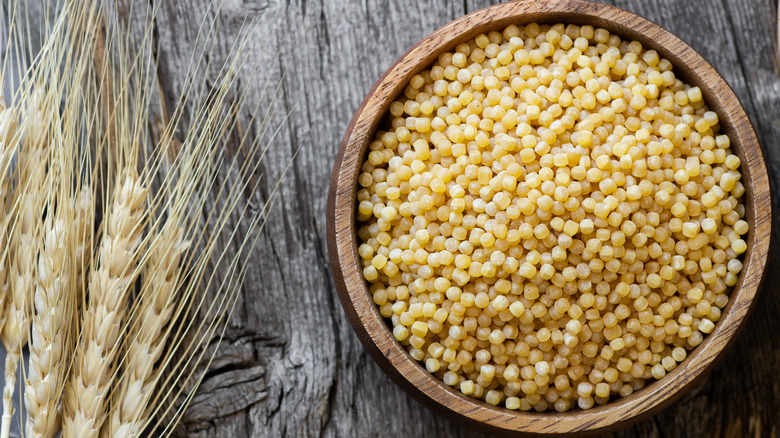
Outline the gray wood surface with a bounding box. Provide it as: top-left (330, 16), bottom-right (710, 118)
top-left (4, 0), bottom-right (780, 437)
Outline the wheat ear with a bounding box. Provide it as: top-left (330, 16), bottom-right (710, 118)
top-left (24, 218), bottom-right (70, 438)
top-left (0, 199), bottom-right (36, 438)
top-left (23, 189), bottom-right (91, 438)
top-left (62, 170), bottom-right (147, 438)
top-left (1, 88), bottom-right (49, 438)
top-left (106, 222), bottom-right (187, 438)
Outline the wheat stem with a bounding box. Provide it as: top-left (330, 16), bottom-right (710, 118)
top-left (62, 170), bottom-right (146, 438)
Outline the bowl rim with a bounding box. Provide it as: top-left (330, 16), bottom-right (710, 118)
top-left (326, 0), bottom-right (772, 435)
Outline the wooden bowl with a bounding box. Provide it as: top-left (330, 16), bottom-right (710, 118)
top-left (326, 0), bottom-right (771, 435)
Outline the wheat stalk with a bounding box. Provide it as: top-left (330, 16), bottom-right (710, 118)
top-left (0, 86), bottom-right (50, 438)
top-left (106, 222), bottom-right (187, 438)
top-left (23, 191), bottom-right (92, 438)
top-left (24, 217), bottom-right (70, 438)
top-left (0, 2), bottom-right (98, 434)
top-left (62, 170), bottom-right (147, 438)
top-left (0, 198), bottom-right (35, 438)
top-left (23, 1), bottom-right (104, 432)
top-left (25, 141), bottom-right (93, 438)
top-left (101, 48), bottom-right (259, 435)
top-left (23, 192), bottom-right (91, 438)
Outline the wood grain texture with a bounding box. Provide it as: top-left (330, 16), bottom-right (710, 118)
top-left (2, 0), bottom-right (779, 437)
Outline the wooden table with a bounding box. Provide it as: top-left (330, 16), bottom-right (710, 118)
top-left (7, 0), bottom-right (780, 436)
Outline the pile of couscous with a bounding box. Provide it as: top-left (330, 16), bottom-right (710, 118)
top-left (356, 22), bottom-right (748, 412)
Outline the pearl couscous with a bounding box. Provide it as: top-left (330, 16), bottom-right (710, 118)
top-left (356, 22), bottom-right (748, 412)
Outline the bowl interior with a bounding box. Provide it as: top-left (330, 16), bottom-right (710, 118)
top-left (327, 0), bottom-right (770, 435)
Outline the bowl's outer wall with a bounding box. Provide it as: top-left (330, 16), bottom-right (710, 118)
top-left (326, 0), bottom-right (771, 436)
